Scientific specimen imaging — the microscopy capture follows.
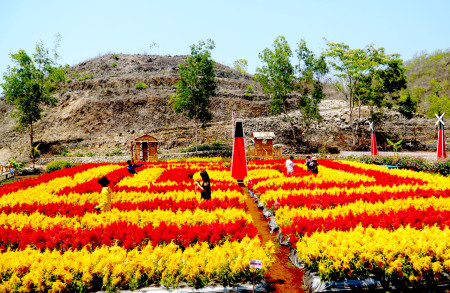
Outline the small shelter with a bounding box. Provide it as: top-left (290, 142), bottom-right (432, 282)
top-left (131, 134), bottom-right (158, 162)
top-left (248, 132), bottom-right (282, 160)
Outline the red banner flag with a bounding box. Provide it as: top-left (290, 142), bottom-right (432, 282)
top-left (369, 122), bottom-right (377, 156)
top-left (436, 113), bottom-right (446, 159)
top-left (231, 120), bottom-right (247, 180)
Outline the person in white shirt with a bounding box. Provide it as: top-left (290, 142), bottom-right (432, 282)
top-left (286, 156), bottom-right (295, 175)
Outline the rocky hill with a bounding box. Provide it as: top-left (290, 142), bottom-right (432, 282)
top-left (0, 54), bottom-right (443, 163)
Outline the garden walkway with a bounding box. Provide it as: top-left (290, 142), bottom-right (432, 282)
top-left (241, 183), bottom-right (305, 293)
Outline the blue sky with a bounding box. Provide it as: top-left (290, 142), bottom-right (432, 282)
top-left (1, 0), bottom-right (449, 78)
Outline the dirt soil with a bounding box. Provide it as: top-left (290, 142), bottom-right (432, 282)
top-left (242, 184), bottom-right (305, 293)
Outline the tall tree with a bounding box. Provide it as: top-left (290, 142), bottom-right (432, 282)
top-left (296, 39), bottom-right (328, 133)
top-left (168, 39), bottom-right (216, 152)
top-left (1, 42), bottom-right (67, 166)
top-left (356, 55), bottom-right (407, 119)
top-left (255, 36), bottom-right (297, 142)
top-left (323, 41), bottom-right (406, 145)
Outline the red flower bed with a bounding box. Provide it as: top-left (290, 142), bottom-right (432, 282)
top-left (0, 163), bottom-right (107, 197)
top-left (0, 219), bottom-right (258, 251)
top-left (282, 206), bottom-right (450, 245)
top-left (0, 197), bottom-right (247, 216)
top-left (266, 189), bottom-right (450, 210)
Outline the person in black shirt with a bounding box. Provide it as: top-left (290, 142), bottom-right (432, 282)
top-left (305, 155), bottom-right (312, 171)
top-left (309, 157), bottom-right (319, 174)
top-left (194, 170), bottom-right (211, 200)
top-left (127, 160), bottom-right (143, 175)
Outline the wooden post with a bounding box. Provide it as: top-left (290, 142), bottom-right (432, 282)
top-left (252, 269), bottom-right (255, 293)
top-left (136, 142), bottom-right (141, 162)
top-left (130, 141), bottom-right (134, 163)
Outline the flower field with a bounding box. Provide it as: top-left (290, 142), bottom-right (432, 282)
top-left (246, 159), bottom-right (450, 290)
top-left (0, 160), bottom-right (274, 292)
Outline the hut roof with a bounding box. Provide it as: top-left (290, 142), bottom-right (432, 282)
top-left (134, 134), bottom-right (158, 142)
top-left (252, 132), bottom-right (275, 140)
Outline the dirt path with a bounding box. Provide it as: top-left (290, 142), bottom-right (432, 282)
top-left (241, 184), bottom-right (305, 293)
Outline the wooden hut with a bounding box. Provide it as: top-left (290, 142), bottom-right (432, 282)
top-left (248, 132), bottom-right (282, 160)
top-left (131, 134), bottom-right (158, 162)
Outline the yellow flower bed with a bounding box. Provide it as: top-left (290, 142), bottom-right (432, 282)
top-left (296, 226), bottom-right (450, 281)
top-left (0, 237), bottom-right (275, 293)
top-left (0, 165), bottom-right (123, 207)
top-left (252, 166), bottom-right (375, 190)
top-left (117, 168), bottom-right (165, 187)
top-left (0, 207), bottom-right (252, 230)
top-left (276, 196), bottom-right (450, 226)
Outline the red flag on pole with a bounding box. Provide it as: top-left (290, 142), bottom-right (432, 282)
top-left (231, 120), bottom-right (247, 181)
top-left (369, 122), bottom-right (378, 156)
top-left (436, 113), bottom-right (446, 159)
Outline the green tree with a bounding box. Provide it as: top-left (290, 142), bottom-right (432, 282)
top-left (255, 36), bottom-right (297, 142)
top-left (233, 59), bottom-right (248, 74)
top-left (398, 92), bottom-right (418, 119)
top-left (1, 42), bottom-right (67, 156)
top-left (426, 79), bottom-right (450, 117)
top-left (296, 39), bottom-right (328, 133)
top-left (323, 41), bottom-right (406, 145)
top-left (356, 56), bottom-right (407, 120)
top-left (168, 39), bottom-right (216, 152)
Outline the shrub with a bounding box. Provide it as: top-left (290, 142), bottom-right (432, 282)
top-left (135, 82), bottom-right (147, 90)
top-left (57, 147), bottom-right (71, 157)
top-left (180, 141), bottom-right (230, 153)
top-left (105, 146), bottom-right (123, 156)
top-left (46, 160), bottom-right (73, 173)
top-left (8, 158), bottom-right (26, 174)
top-left (77, 74), bottom-right (94, 81)
top-left (111, 63), bottom-right (117, 68)
top-left (113, 54), bottom-right (119, 60)
top-left (351, 155), bottom-right (450, 176)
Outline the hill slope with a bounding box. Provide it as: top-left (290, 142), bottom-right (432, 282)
top-left (404, 49), bottom-right (450, 115)
top-left (0, 54), bottom-right (442, 163)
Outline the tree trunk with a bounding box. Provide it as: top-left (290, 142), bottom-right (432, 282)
top-left (288, 115), bottom-right (296, 144)
top-left (195, 120), bottom-right (198, 153)
top-left (349, 109), bottom-right (356, 146)
top-left (284, 103), bottom-right (296, 144)
top-left (356, 101), bottom-right (362, 145)
top-left (30, 122), bottom-right (35, 169)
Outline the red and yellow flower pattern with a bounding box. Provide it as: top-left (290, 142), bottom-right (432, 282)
top-left (0, 160), bottom-right (274, 292)
top-left (247, 159), bottom-right (450, 287)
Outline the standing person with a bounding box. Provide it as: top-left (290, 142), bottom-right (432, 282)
top-left (127, 160), bottom-right (143, 175)
top-left (309, 157), bottom-right (320, 174)
top-left (95, 176), bottom-right (112, 212)
top-left (194, 170), bottom-right (211, 200)
top-left (305, 155), bottom-right (312, 171)
top-left (286, 156), bottom-right (295, 176)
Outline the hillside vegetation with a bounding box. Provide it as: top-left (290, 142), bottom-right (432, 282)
top-left (404, 49), bottom-right (450, 116)
top-left (0, 52), bottom-right (445, 163)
